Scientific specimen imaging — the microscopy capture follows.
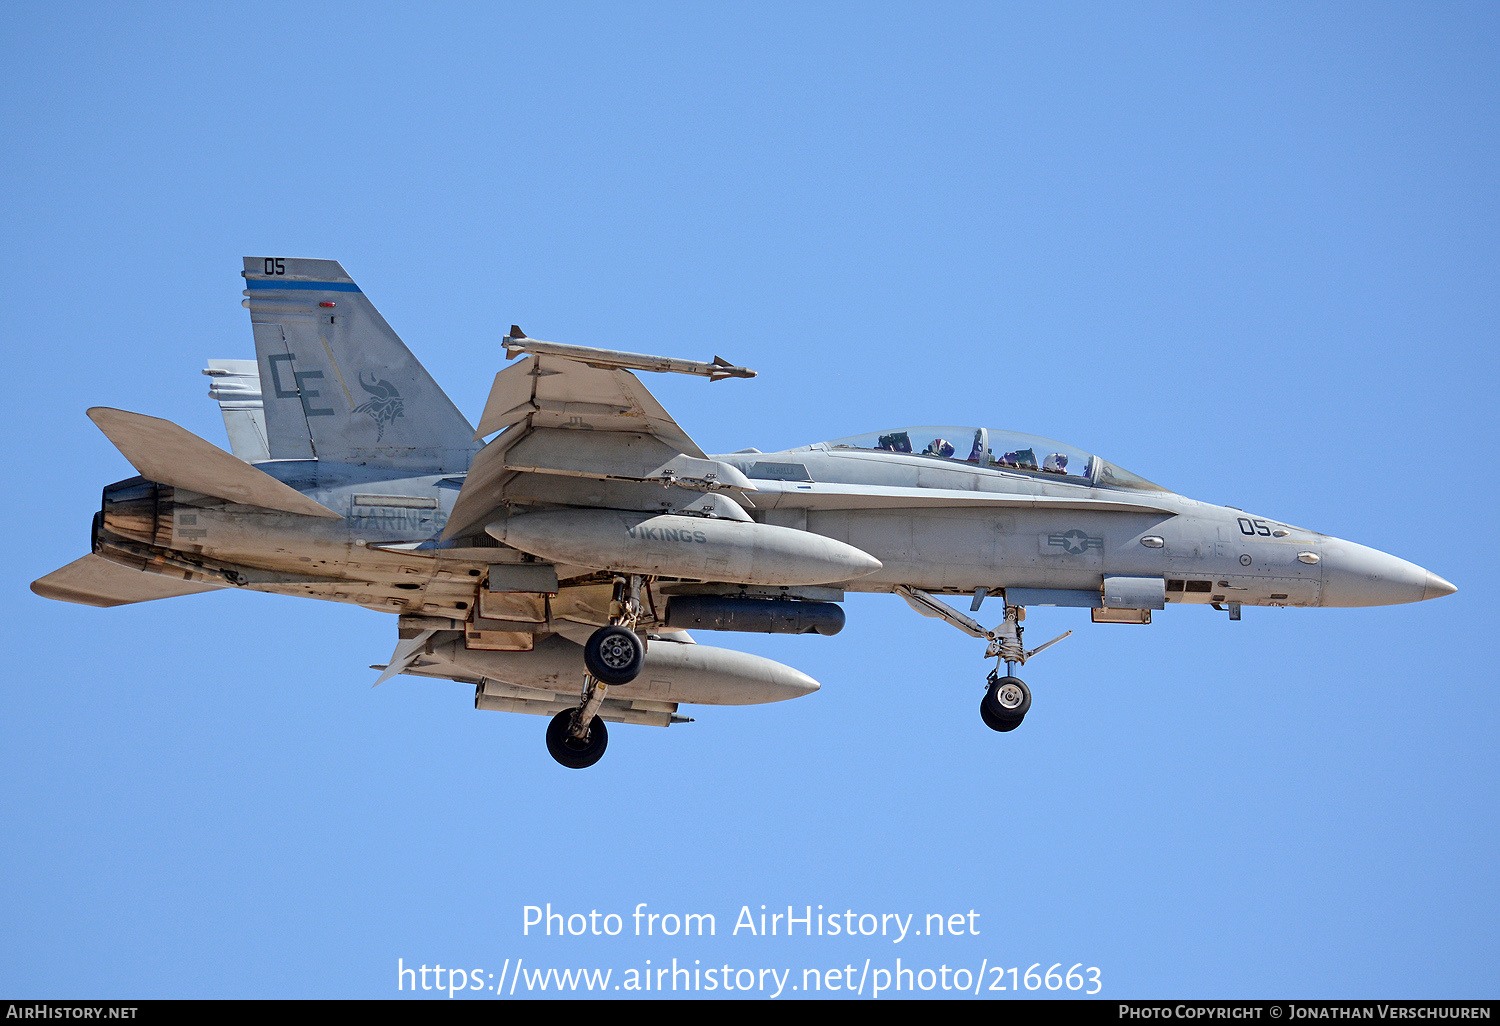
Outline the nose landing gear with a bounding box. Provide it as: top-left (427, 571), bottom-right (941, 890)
top-left (977, 604), bottom-right (1065, 733)
top-left (893, 587), bottom-right (1070, 736)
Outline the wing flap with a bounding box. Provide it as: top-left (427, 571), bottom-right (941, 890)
top-left (87, 408), bottom-right (342, 519)
top-left (32, 554), bottom-right (224, 607)
top-left (443, 434), bottom-right (519, 540)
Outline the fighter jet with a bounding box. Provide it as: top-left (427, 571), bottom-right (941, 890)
top-left (32, 258), bottom-right (1457, 768)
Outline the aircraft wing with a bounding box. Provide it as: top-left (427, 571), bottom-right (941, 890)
top-left (472, 352), bottom-right (706, 450)
top-left (444, 354), bottom-right (753, 540)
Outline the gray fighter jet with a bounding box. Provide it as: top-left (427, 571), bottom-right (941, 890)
top-left (32, 258), bottom-right (1457, 768)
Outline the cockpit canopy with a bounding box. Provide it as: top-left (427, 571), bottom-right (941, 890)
top-left (823, 426), bottom-right (1165, 491)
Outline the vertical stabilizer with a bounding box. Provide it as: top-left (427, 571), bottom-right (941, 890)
top-left (242, 257), bottom-right (478, 472)
top-left (204, 359), bottom-right (269, 462)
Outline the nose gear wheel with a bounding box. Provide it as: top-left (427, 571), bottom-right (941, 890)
top-left (981, 673), bottom-right (1031, 732)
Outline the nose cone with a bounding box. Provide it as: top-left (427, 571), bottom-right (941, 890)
top-left (1423, 572), bottom-right (1458, 601)
top-left (772, 663), bottom-right (823, 698)
top-left (1320, 539), bottom-right (1456, 607)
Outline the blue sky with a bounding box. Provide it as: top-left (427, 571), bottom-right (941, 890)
top-left (1, 2), bottom-right (1495, 999)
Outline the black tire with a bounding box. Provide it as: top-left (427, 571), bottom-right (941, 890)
top-left (546, 710), bottom-right (609, 769)
top-left (980, 698), bottom-right (1024, 732)
top-left (980, 675), bottom-right (1031, 732)
top-left (584, 625), bottom-right (646, 685)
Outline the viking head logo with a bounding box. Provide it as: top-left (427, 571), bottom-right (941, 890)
top-left (353, 371), bottom-right (405, 440)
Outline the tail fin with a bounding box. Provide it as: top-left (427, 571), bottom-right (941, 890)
top-left (242, 257), bottom-right (478, 472)
top-left (203, 359), bottom-right (269, 462)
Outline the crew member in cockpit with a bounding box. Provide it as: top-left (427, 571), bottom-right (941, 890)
top-left (1000, 447), bottom-right (1038, 471)
top-left (1043, 453), bottom-right (1069, 475)
top-left (923, 437), bottom-right (955, 458)
top-left (966, 428), bottom-right (984, 462)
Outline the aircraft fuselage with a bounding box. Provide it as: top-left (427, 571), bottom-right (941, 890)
top-left (92, 441), bottom-right (1450, 615)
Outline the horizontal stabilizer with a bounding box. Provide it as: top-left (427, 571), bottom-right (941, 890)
top-left (32, 554), bottom-right (224, 607)
top-left (87, 408), bottom-right (342, 519)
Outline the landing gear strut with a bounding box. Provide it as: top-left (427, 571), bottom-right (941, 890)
top-left (976, 603), bottom-right (1067, 734)
top-left (583, 575), bottom-right (648, 685)
top-left (547, 576), bottom-right (650, 768)
top-left (895, 588), bottom-right (1071, 736)
top-left (547, 672), bottom-right (612, 768)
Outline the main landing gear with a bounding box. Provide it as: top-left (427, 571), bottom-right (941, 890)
top-left (583, 624), bottom-right (645, 684)
top-left (546, 575), bottom-right (648, 769)
top-left (547, 708), bottom-right (609, 769)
